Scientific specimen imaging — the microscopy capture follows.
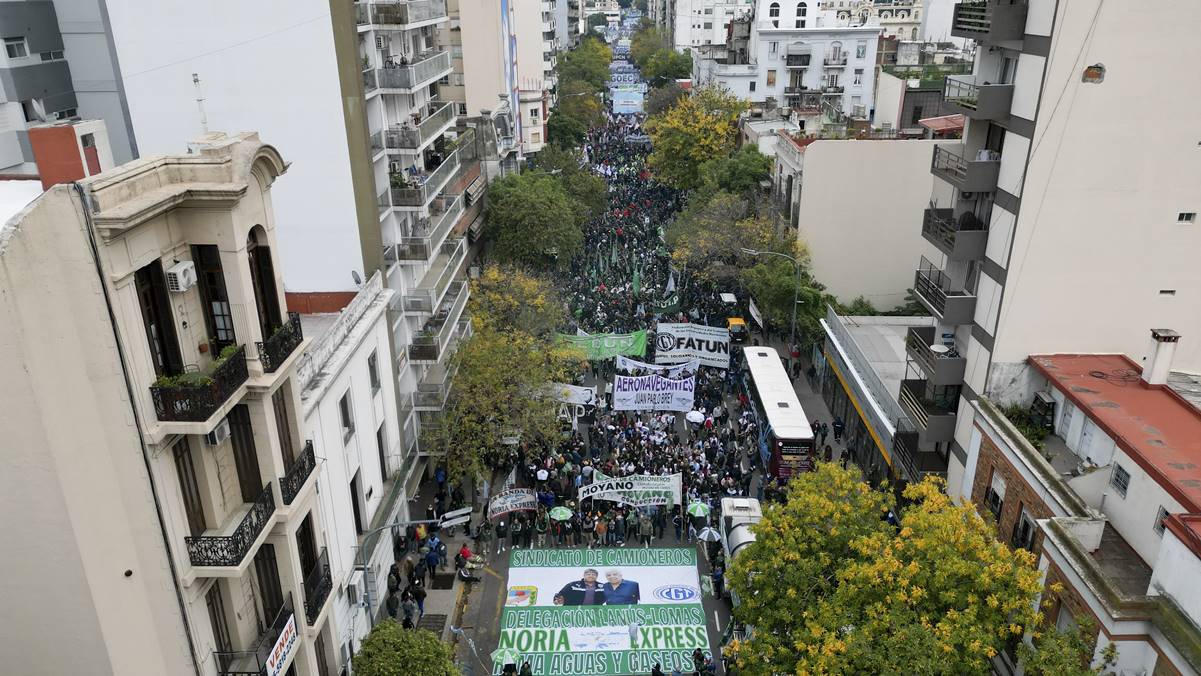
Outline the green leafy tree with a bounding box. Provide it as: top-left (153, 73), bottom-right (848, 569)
top-left (630, 25), bottom-right (670, 68)
top-left (739, 246), bottom-right (831, 349)
top-left (547, 111), bottom-right (588, 147)
top-left (485, 172), bottom-right (584, 271)
top-left (555, 80), bottom-right (605, 130)
top-left (532, 145), bottom-right (608, 221)
top-left (727, 465), bottom-right (1047, 675)
top-left (1019, 617), bottom-right (1118, 675)
top-left (587, 13), bottom-right (608, 28)
top-left (699, 145), bottom-right (772, 197)
top-left (642, 48), bottom-right (693, 86)
top-left (667, 191), bottom-right (773, 283)
top-left (353, 622), bottom-right (458, 676)
top-left (646, 85), bottom-right (747, 190)
top-left (423, 326), bottom-right (582, 482)
top-left (840, 295), bottom-right (878, 315)
top-left (645, 81), bottom-right (687, 116)
top-left (469, 264), bottom-right (567, 340)
top-left (556, 36), bottom-right (611, 90)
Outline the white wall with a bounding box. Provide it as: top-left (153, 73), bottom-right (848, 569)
top-left (873, 71), bottom-right (905, 130)
top-left (1096, 443), bottom-right (1185, 569)
top-left (990, 0), bottom-right (1201, 373)
top-left (100, 0), bottom-right (364, 293)
top-left (1148, 527), bottom-right (1201, 629)
top-left (796, 139), bottom-right (947, 308)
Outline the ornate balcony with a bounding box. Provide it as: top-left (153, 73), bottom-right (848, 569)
top-left (951, 0), bottom-right (1027, 44)
top-left (823, 55), bottom-right (848, 67)
top-left (303, 548), bottom-right (333, 625)
top-left (921, 207), bottom-right (987, 260)
top-left (150, 345), bottom-right (249, 422)
top-left (257, 312), bottom-right (303, 373)
top-left (279, 441), bottom-right (316, 505)
top-left (185, 483), bottom-right (275, 567)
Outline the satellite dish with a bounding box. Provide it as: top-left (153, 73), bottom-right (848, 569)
top-left (351, 270), bottom-right (363, 286)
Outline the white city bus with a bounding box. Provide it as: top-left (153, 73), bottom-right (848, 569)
top-left (741, 346), bottom-right (816, 478)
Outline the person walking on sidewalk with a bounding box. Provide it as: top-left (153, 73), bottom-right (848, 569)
top-left (832, 417), bottom-right (845, 443)
top-left (406, 581), bottom-right (426, 619)
top-left (495, 520), bottom-right (508, 555)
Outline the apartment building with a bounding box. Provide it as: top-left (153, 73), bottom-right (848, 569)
top-left (0, 133), bottom-right (339, 676)
top-left (813, 0), bottom-right (1201, 506)
top-left (820, 0), bottom-right (924, 40)
top-left (296, 270), bottom-right (421, 668)
top-left (774, 133), bottom-right (946, 308)
top-left (693, 3), bottom-right (880, 120)
top-left (962, 346), bottom-right (1201, 674)
top-left (667, 0), bottom-right (755, 50)
top-left (873, 62), bottom-right (971, 132)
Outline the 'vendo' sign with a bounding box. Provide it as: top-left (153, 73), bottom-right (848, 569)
top-left (654, 323), bottom-right (730, 369)
top-left (496, 548), bottom-right (710, 675)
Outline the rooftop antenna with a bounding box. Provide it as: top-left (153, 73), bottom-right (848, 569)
top-left (192, 73), bottom-right (209, 135)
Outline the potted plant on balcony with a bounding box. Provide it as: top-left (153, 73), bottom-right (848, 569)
top-left (151, 344), bottom-right (241, 389)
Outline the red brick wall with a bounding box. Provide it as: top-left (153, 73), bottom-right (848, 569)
top-left (285, 291), bottom-right (357, 314)
top-left (969, 428), bottom-right (1057, 553)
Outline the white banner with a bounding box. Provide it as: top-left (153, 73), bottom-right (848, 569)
top-left (653, 323), bottom-right (731, 369)
top-left (579, 471), bottom-right (683, 506)
top-left (614, 355), bottom-right (698, 377)
top-left (748, 297), bottom-right (764, 328)
top-left (549, 382), bottom-right (598, 405)
top-left (612, 374), bottom-right (695, 412)
top-left (489, 489), bottom-right (539, 520)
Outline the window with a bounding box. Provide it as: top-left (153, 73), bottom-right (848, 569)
top-left (853, 68), bottom-right (863, 85)
top-left (749, 81), bottom-right (756, 92)
top-left (206, 585), bottom-right (232, 657)
top-left (1154, 506), bottom-right (1170, 536)
top-left (703, 22), bottom-right (712, 29)
top-left (1110, 464), bottom-right (1131, 497)
top-left (1011, 508), bottom-right (1036, 551)
top-left (769, 42), bottom-right (778, 55)
top-left (856, 42), bottom-right (867, 59)
top-left (135, 260), bottom-right (183, 377)
top-left (39, 50), bottom-right (63, 61)
top-left (984, 471), bottom-right (1006, 521)
top-left (173, 439), bottom-right (206, 537)
top-left (368, 350), bottom-right (381, 392)
top-left (795, 2), bottom-right (806, 27)
top-left (376, 423), bottom-right (389, 481)
top-left (457, 102), bottom-right (468, 116)
top-left (349, 472), bottom-right (365, 534)
top-left (910, 105), bottom-right (924, 125)
top-left (272, 388), bottom-right (296, 467)
top-left (531, 131), bottom-right (541, 143)
top-left (4, 37), bottom-right (27, 59)
top-left (769, 1), bottom-right (779, 26)
top-left (766, 69), bottom-right (776, 87)
top-left (339, 391), bottom-right (355, 442)
top-left (1179, 212), bottom-right (1196, 223)
top-left (529, 106), bottom-right (540, 119)
top-left (192, 245), bottom-right (236, 352)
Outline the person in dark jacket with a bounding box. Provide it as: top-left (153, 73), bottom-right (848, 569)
top-left (553, 568), bottom-right (606, 606)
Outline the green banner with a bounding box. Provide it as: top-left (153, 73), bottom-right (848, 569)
top-left (556, 330), bottom-right (647, 360)
top-left (651, 292), bottom-right (680, 315)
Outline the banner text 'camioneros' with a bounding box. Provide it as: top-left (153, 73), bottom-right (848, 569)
top-left (578, 471), bottom-right (682, 507)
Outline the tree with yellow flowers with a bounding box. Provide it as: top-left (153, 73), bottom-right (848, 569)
top-left (468, 264), bottom-right (567, 341)
top-left (726, 463), bottom-right (1048, 675)
top-left (645, 85), bottom-right (747, 191)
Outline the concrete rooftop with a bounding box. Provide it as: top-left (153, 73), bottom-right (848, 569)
top-left (842, 315), bottom-right (934, 399)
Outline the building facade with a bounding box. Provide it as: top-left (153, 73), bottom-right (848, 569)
top-left (0, 133), bottom-right (337, 676)
top-left (820, 0), bottom-right (924, 40)
top-left (668, 0), bottom-right (755, 51)
top-left (961, 349), bottom-right (1201, 675)
top-left (694, 3), bottom-right (881, 121)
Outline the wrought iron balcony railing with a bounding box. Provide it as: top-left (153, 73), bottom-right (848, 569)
top-left (303, 548), bottom-right (333, 625)
top-left (186, 483), bottom-right (275, 567)
top-left (214, 593), bottom-right (294, 676)
top-left (257, 312), bottom-right (303, 373)
top-left (150, 345), bottom-right (249, 422)
top-left (279, 440), bottom-right (316, 505)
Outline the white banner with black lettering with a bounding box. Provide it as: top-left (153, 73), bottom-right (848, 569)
top-left (488, 489), bottom-right (539, 520)
top-left (612, 374), bottom-right (695, 412)
top-left (653, 323), bottom-right (731, 369)
top-left (614, 355), bottom-right (699, 377)
top-left (578, 471), bottom-right (683, 506)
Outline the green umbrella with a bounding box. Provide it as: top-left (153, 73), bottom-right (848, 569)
top-left (491, 647), bottom-right (521, 666)
top-left (550, 506), bottom-right (573, 521)
top-left (686, 502), bottom-right (711, 518)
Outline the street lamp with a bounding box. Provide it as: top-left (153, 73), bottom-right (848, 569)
top-left (740, 247), bottom-right (801, 354)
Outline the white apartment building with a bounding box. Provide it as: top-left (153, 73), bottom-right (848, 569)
top-left (296, 271), bottom-right (419, 670)
top-left (961, 346), bottom-right (1201, 675)
top-left (774, 133), bottom-right (946, 309)
top-left (668, 0), bottom-right (755, 50)
top-left (694, 2), bottom-right (880, 120)
top-left (812, 0), bottom-right (1201, 505)
top-left (819, 0), bottom-right (924, 40)
top-left (0, 133), bottom-right (339, 676)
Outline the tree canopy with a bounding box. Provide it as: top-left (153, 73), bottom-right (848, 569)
top-left (630, 25), bottom-right (670, 69)
top-left (468, 264), bottom-right (567, 341)
top-left (667, 191), bottom-right (773, 283)
top-left (645, 85), bottom-right (747, 190)
top-left (699, 145), bottom-right (773, 197)
top-left (642, 48), bottom-right (693, 87)
top-left (555, 36), bottom-right (611, 91)
top-left (531, 145), bottom-right (608, 221)
top-left (353, 622), bottom-right (458, 676)
top-left (645, 81), bottom-right (687, 117)
top-left (726, 464), bottom-right (1047, 675)
top-left (484, 172), bottom-right (584, 271)
top-left (556, 79), bottom-right (605, 131)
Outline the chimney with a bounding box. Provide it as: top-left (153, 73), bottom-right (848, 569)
top-left (1143, 329), bottom-right (1181, 386)
top-left (27, 119), bottom-right (113, 190)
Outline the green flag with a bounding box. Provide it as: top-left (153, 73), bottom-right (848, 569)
top-left (632, 267), bottom-right (641, 295)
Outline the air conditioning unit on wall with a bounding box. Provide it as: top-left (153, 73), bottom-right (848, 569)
top-left (205, 417), bottom-right (231, 446)
top-left (165, 260), bottom-right (196, 293)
